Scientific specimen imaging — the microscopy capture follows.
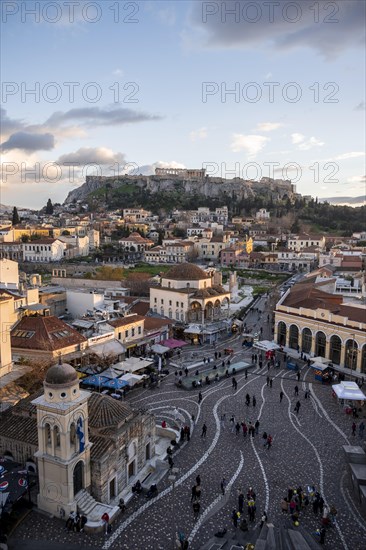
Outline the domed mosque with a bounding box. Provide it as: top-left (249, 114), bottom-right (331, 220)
top-left (0, 357), bottom-right (156, 524)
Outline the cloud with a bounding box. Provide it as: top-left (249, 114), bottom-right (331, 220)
top-left (112, 68), bottom-right (124, 77)
top-left (256, 122), bottom-right (283, 132)
top-left (56, 147), bottom-right (126, 166)
top-left (334, 151), bottom-right (365, 160)
top-left (1, 132), bottom-right (55, 152)
top-left (346, 175), bottom-right (366, 184)
top-left (46, 106), bottom-right (162, 127)
top-left (0, 109), bottom-right (24, 136)
top-left (230, 134), bottom-right (270, 156)
top-left (291, 133), bottom-right (324, 150)
top-left (190, 127), bottom-right (208, 141)
top-left (188, 0), bottom-right (364, 58)
top-left (354, 101), bottom-right (365, 111)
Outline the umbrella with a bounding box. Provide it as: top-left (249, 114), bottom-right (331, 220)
top-left (102, 379), bottom-right (129, 390)
top-left (82, 375), bottom-right (110, 387)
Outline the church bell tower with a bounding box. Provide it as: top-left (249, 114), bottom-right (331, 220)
top-left (32, 360), bottom-right (91, 516)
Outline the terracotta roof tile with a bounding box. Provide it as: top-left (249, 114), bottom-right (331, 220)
top-left (11, 316), bottom-right (87, 351)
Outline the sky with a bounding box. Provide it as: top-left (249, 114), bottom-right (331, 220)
top-left (1, 0), bottom-right (365, 208)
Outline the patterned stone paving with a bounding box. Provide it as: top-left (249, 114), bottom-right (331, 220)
top-left (10, 298), bottom-right (366, 550)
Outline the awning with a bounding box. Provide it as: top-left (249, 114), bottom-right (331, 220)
top-left (184, 325), bottom-right (201, 334)
top-left (89, 340), bottom-right (126, 357)
top-left (82, 375), bottom-right (110, 387)
top-left (332, 381), bottom-right (366, 401)
top-left (310, 363), bottom-right (329, 372)
top-left (102, 378), bottom-right (129, 389)
top-left (112, 357), bottom-right (154, 374)
top-left (311, 356), bottom-right (329, 364)
top-left (151, 343), bottom-right (170, 354)
top-left (120, 373), bottom-right (143, 386)
top-left (161, 338), bottom-right (188, 349)
top-left (254, 340), bottom-right (280, 352)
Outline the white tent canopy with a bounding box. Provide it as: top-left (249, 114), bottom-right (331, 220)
top-left (120, 373), bottom-right (144, 386)
top-left (254, 340), bottom-right (280, 352)
top-left (311, 356), bottom-right (330, 365)
top-left (151, 343), bottom-right (170, 354)
top-left (112, 357), bottom-right (153, 374)
top-left (332, 381), bottom-right (366, 401)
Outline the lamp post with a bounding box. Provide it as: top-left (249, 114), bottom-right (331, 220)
top-left (169, 467), bottom-right (179, 550)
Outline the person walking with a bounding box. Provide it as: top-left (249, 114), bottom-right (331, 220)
top-left (245, 393), bottom-right (250, 406)
top-left (247, 498), bottom-right (256, 522)
top-left (193, 500), bottom-right (200, 520)
top-left (201, 423), bottom-right (207, 437)
top-left (221, 478), bottom-right (226, 495)
top-left (296, 371), bottom-right (300, 382)
top-left (232, 509), bottom-right (239, 528)
top-left (238, 490), bottom-right (244, 514)
top-left (260, 511), bottom-right (268, 528)
top-left (294, 385), bottom-right (299, 396)
top-left (266, 434), bottom-right (273, 449)
top-left (295, 401), bottom-right (301, 414)
top-left (230, 415), bottom-right (235, 433)
top-left (252, 395), bottom-right (256, 408)
top-left (195, 484), bottom-right (202, 501)
top-left (196, 474), bottom-right (201, 486)
top-left (198, 391), bottom-right (203, 404)
top-left (269, 378), bottom-right (273, 388)
top-left (280, 391), bottom-right (284, 403)
top-left (101, 512), bottom-right (110, 535)
top-left (191, 485), bottom-right (197, 502)
top-left (255, 419), bottom-right (260, 435)
top-left (352, 422), bottom-right (356, 436)
top-left (242, 421), bottom-right (248, 437)
top-left (266, 376), bottom-right (270, 387)
top-left (235, 422), bottom-right (241, 436)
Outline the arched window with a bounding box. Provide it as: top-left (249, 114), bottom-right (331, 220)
top-left (289, 325), bottom-right (299, 349)
top-left (361, 345), bottom-right (366, 374)
top-left (277, 322), bottom-right (286, 346)
top-left (176, 310), bottom-right (180, 320)
top-left (345, 339), bottom-right (358, 370)
top-left (315, 331), bottom-right (326, 357)
top-left (54, 425), bottom-right (60, 448)
top-left (302, 328), bottom-right (312, 354)
top-left (45, 423), bottom-right (51, 446)
top-left (330, 335), bottom-right (342, 365)
top-left (70, 423), bottom-right (76, 446)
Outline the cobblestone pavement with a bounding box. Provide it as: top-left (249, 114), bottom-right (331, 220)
top-left (10, 296), bottom-right (366, 550)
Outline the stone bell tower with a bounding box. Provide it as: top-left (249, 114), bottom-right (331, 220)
top-left (32, 360), bottom-right (91, 517)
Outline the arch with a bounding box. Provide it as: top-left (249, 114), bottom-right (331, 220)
top-left (4, 451), bottom-right (14, 461)
top-left (289, 324), bottom-right (299, 350)
top-left (329, 335), bottom-right (342, 365)
top-left (277, 321), bottom-right (286, 346)
top-left (45, 423), bottom-right (51, 447)
top-left (361, 344), bottom-right (366, 374)
top-left (73, 460), bottom-right (84, 497)
top-left (345, 339), bottom-right (358, 370)
top-left (302, 328), bottom-right (312, 354)
top-left (315, 331), bottom-right (326, 357)
top-left (127, 440), bottom-right (137, 460)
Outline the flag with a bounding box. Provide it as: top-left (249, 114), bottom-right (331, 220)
top-left (76, 417), bottom-right (85, 453)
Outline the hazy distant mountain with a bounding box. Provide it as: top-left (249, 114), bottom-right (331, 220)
top-left (0, 204), bottom-right (13, 213)
top-left (320, 196), bottom-right (365, 206)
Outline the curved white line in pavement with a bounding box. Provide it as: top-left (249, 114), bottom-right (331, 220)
top-left (187, 451), bottom-right (245, 545)
top-left (103, 378), bottom-right (255, 550)
top-left (281, 380), bottom-right (349, 550)
top-left (309, 383), bottom-right (349, 445)
top-left (250, 435), bottom-right (269, 512)
top-left (340, 471), bottom-right (366, 533)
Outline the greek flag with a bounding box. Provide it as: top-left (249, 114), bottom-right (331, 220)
top-left (76, 418), bottom-right (85, 453)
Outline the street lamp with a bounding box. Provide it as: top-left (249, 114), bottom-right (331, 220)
top-left (168, 467), bottom-right (179, 550)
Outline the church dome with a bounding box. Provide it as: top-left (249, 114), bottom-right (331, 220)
top-left (88, 393), bottom-right (133, 428)
top-left (45, 362), bottom-right (78, 386)
top-left (164, 263), bottom-right (209, 281)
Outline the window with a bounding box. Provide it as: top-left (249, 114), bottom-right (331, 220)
top-left (118, 332), bottom-right (121, 340)
top-left (125, 330), bottom-right (128, 337)
top-left (169, 300), bottom-right (172, 306)
top-left (154, 297), bottom-right (157, 303)
top-left (161, 299), bottom-right (164, 304)
top-left (176, 301), bottom-right (179, 307)
top-left (132, 328), bottom-right (135, 337)
top-left (138, 326), bottom-right (142, 334)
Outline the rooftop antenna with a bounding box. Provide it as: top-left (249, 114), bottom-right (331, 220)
top-left (58, 353), bottom-right (62, 365)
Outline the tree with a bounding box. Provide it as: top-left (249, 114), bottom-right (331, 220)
top-left (45, 198), bottom-right (54, 215)
top-left (12, 206), bottom-right (20, 225)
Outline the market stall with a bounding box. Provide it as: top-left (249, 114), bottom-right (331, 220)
top-left (332, 381), bottom-right (365, 403)
top-left (310, 362), bottom-right (331, 383)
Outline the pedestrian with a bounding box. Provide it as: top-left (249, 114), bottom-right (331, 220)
top-left (238, 490), bottom-right (244, 513)
top-left (193, 500), bottom-right (200, 520)
top-left (168, 455), bottom-right (174, 469)
top-left (260, 511), bottom-right (268, 528)
top-left (235, 422), bottom-right (241, 436)
top-left (313, 496), bottom-right (319, 515)
top-left (255, 419), bottom-right (260, 435)
top-left (195, 484), bottom-right (201, 501)
top-left (232, 509), bottom-right (239, 528)
top-left (295, 401), bottom-right (301, 414)
top-left (266, 376), bottom-right (270, 386)
top-left (242, 421), bottom-right (248, 437)
top-left (266, 434), bottom-right (273, 449)
top-left (196, 474), bottom-right (201, 486)
top-left (247, 487), bottom-right (256, 500)
top-left (245, 393), bottom-right (250, 406)
top-left (191, 485), bottom-right (197, 502)
top-left (319, 527), bottom-right (326, 545)
top-left (294, 385), bottom-right (299, 396)
top-left (101, 512), bottom-right (110, 535)
top-left (186, 426), bottom-right (191, 441)
top-left (280, 391), bottom-right (284, 403)
top-left (230, 415), bottom-right (235, 433)
top-left (359, 421), bottom-right (365, 438)
top-left (297, 371), bottom-right (300, 381)
top-left (269, 378), bottom-right (273, 388)
top-left (221, 478), bottom-right (226, 495)
top-left (253, 395), bottom-right (256, 407)
top-left (352, 422), bottom-right (356, 436)
top-left (180, 427), bottom-right (185, 441)
top-left (245, 369), bottom-right (248, 379)
top-left (247, 498), bottom-right (256, 522)
top-left (304, 390), bottom-right (308, 399)
top-left (201, 423), bottom-right (207, 437)
top-left (198, 391), bottom-right (202, 404)
top-left (185, 367), bottom-right (189, 377)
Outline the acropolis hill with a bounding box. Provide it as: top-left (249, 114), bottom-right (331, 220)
top-left (64, 168), bottom-right (299, 205)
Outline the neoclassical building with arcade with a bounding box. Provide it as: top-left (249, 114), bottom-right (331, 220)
top-left (274, 280), bottom-right (366, 373)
